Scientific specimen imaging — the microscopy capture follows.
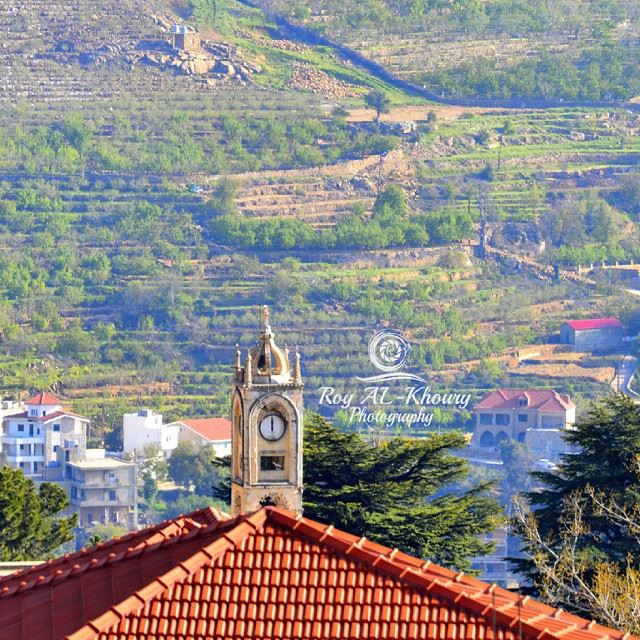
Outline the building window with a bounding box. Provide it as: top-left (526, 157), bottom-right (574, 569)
top-left (71, 486), bottom-right (77, 499)
top-left (30, 409), bottom-right (37, 417)
top-left (87, 513), bottom-right (93, 524)
top-left (495, 414), bottom-right (510, 426)
top-left (19, 462), bottom-right (25, 469)
top-left (53, 424), bottom-right (60, 432)
top-left (109, 490), bottom-right (117, 501)
top-left (518, 414), bottom-right (528, 422)
top-left (260, 455), bottom-right (285, 471)
top-left (479, 413), bottom-right (493, 425)
top-left (518, 398), bottom-right (528, 407)
top-left (17, 424), bottom-right (24, 432)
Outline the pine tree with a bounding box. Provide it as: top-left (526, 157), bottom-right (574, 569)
top-left (521, 394), bottom-right (640, 570)
top-left (302, 414), bottom-right (502, 570)
top-left (0, 467), bottom-right (77, 560)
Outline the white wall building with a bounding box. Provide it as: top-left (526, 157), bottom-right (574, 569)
top-left (0, 399), bottom-right (24, 454)
top-left (123, 409), bottom-right (179, 456)
top-left (2, 392), bottom-right (88, 479)
top-left (170, 417), bottom-right (232, 456)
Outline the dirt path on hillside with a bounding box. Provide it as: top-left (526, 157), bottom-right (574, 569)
top-left (346, 105), bottom-right (525, 123)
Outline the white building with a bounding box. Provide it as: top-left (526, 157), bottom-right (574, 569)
top-left (2, 392), bottom-right (88, 479)
top-left (122, 409), bottom-right (179, 456)
top-left (171, 417), bottom-right (232, 456)
top-left (0, 398), bottom-right (24, 454)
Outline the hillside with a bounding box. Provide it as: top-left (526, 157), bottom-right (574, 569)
top-left (0, 0), bottom-right (637, 448)
top-left (251, 0), bottom-right (640, 102)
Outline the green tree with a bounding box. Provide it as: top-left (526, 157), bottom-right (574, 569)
top-left (516, 395), bottom-right (640, 597)
top-left (168, 442), bottom-right (222, 496)
top-left (364, 90), bottom-right (392, 122)
top-left (302, 413), bottom-right (502, 569)
top-left (0, 467), bottom-right (77, 560)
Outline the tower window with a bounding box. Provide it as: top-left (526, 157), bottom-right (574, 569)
top-left (260, 455), bottom-right (285, 472)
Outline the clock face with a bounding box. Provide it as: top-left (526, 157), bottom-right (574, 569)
top-left (259, 414), bottom-right (286, 441)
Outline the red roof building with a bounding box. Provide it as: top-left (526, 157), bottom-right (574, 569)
top-left (564, 318), bottom-right (623, 331)
top-left (476, 389), bottom-right (574, 413)
top-left (0, 506), bottom-right (632, 640)
top-left (560, 318), bottom-right (624, 352)
top-left (171, 417), bottom-right (232, 455)
top-left (474, 389), bottom-right (576, 448)
top-left (26, 391), bottom-right (63, 406)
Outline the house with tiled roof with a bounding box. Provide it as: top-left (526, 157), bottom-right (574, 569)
top-left (473, 389), bottom-right (575, 450)
top-left (0, 505), bottom-right (633, 640)
top-left (1, 393), bottom-right (137, 529)
top-left (171, 417), bottom-right (232, 456)
top-left (560, 317), bottom-right (624, 351)
top-left (1, 392), bottom-right (89, 479)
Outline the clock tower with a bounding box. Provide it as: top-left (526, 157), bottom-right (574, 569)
top-left (230, 306), bottom-right (303, 515)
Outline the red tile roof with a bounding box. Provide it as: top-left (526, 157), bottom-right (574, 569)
top-left (26, 392), bottom-right (62, 406)
top-left (564, 317), bottom-right (623, 331)
top-left (476, 389), bottom-right (574, 412)
top-left (177, 417), bottom-right (231, 442)
top-left (6, 410), bottom-right (89, 423)
top-left (0, 507), bottom-right (631, 640)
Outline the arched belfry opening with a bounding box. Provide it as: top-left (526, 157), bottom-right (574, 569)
top-left (231, 306), bottom-right (304, 516)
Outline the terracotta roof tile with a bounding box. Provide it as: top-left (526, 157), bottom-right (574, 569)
top-left (0, 507), bottom-right (632, 640)
top-left (476, 389), bottom-right (575, 412)
top-left (26, 392), bottom-right (62, 405)
top-left (175, 417), bottom-right (232, 442)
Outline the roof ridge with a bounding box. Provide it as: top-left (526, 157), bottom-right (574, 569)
top-left (0, 507), bottom-right (233, 597)
top-left (66, 509), bottom-right (269, 640)
top-left (265, 508), bottom-right (628, 640)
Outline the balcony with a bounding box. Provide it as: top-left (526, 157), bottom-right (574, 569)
top-left (2, 436), bottom-right (43, 445)
top-left (71, 498), bottom-right (132, 508)
top-left (6, 454), bottom-right (45, 462)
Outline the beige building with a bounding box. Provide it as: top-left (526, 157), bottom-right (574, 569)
top-left (231, 306), bottom-right (304, 516)
top-left (474, 389), bottom-right (575, 448)
top-left (172, 417), bottom-right (231, 455)
top-left (171, 24), bottom-right (200, 52)
top-left (65, 450), bottom-right (137, 529)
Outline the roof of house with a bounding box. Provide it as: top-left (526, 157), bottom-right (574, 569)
top-left (26, 392), bottom-right (62, 406)
top-left (69, 457), bottom-right (133, 470)
top-left (175, 417), bottom-right (232, 442)
top-left (0, 507), bottom-right (632, 640)
top-left (563, 317), bottom-right (624, 331)
top-left (5, 410), bottom-right (89, 423)
top-left (476, 389), bottom-right (575, 412)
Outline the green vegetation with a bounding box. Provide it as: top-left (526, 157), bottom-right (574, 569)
top-left (211, 184), bottom-right (474, 250)
top-left (258, 0), bottom-right (640, 101)
top-left (302, 413), bottom-right (502, 569)
top-left (515, 395), bottom-right (640, 629)
top-left (0, 467), bottom-right (77, 560)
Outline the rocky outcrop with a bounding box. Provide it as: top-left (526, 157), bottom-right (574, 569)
top-left (286, 63), bottom-right (359, 98)
top-left (141, 42), bottom-right (260, 80)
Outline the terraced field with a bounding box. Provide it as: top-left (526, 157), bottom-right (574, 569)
top-left (0, 0), bottom-right (639, 447)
